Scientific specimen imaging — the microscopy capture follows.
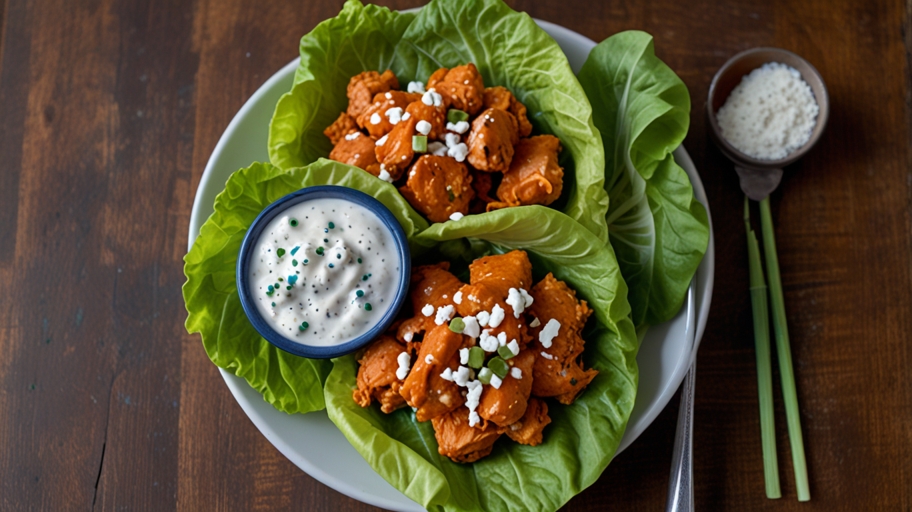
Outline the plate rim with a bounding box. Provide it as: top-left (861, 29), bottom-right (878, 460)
top-left (187, 18), bottom-right (714, 512)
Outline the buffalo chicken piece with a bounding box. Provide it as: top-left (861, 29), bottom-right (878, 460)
top-left (405, 98), bottom-right (449, 141)
top-left (455, 250), bottom-right (534, 350)
top-left (328, 131), bottom-right (381, 176)
top-left (353, 336), bottom-right (408, 413)
top-left (427, 64), bottom-right (485, 115)
top-left (466, 108), bottom-right (520, 173)
top-left (477, 348), bottom-right (535, 427)
top-left (397, 263), bottom-right (464, 343)
top-left (431, 408), bottom-right (504, 463)
top-left (504, 398), bottom-right (551, 446)
top-left (528, 273), bottom-right (598, 404)
top-left (398, 155), bottom-right (474, 223)
top-left (490, 135), bottom-right (564, 210)
top-left (324, 112), bottom-right (360, 145)
top-left (374, 116), bottom-right (419, 180)
top-left (483, 86), bottom-right (532, 137)
top-left (399, 324), bottom-right (467, 422)
top-left (347, 70), bottom-right (399, 118)
top-left (356, 91), bottom-right (422, 138)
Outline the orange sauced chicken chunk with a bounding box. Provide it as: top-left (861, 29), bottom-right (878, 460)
top-left (328, 130), bottom-right (382, 176)
top-left (490, 135), bottom-right (564, 210)
top-left (353, 335), bottom-right (408, 414)
top-left (528, 273), bottom-right (598, 404)
top-left (427, 64), bottom-right (485, 115)
top-left (398, 155), bottom-right (474, 223)
top-left (324, 112), bottom-right (360, 145)
top-left (356, 91), bottom-right (422, 138)
top-left (466, 108), bottom-right (520, 173)
top-left (483, 86), bottom-right (532, 138)
top-left (399, 324), bottom-right (467, 422)
top-left (477, 348), bottom-right (535, 427)
top-left (397, 263), bottom-right (464, 343)
top-left (504, 397), bottom-right (551, 446)
top-left (405, 99), bottom-right (449, 141)
top-left (374, 115), bottom-right (418, 180)
top-left (431, 408), bottom-right (504, 463)
top-left (347, 70), bottom-right (399, 118)
top-left (455, 250), bottom-right (534, 350)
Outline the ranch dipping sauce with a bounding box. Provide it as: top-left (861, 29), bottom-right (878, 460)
top-left (247, 198), bottom-right (399, 346)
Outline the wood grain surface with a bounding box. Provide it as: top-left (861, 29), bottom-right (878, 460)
top-left (1, 0), bottom-right (910, 510)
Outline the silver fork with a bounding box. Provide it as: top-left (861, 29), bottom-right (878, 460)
top-left (666, 360), bottom-right (696, 512)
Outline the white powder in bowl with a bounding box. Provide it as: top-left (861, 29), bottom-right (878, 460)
top-left (716, 62), bottom-right (819, 160)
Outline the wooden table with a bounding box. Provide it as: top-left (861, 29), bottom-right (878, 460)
top-left (2, 0), bottom-right (910, 510)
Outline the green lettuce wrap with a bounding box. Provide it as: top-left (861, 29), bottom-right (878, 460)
top-left (323, 206), bottom-right (638, 511)
top-left (268, 0), bottom-right (610, 242)
top-left (182, 159), bottom-right (428, 414)
top-left (578, 31), bottom-right (710, 328)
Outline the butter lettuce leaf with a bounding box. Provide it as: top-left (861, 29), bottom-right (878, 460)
top-left (578, 31), bottom-right (709, 327)
top-left (325, 206), bottom-right (638, 512)
top-left (183, 159), bottom-right (428, 414)
top-left (268, 0), bottom-right (609, 241)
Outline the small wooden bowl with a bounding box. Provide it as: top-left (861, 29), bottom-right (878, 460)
top-left (706, 47), bottom-right (829, 170)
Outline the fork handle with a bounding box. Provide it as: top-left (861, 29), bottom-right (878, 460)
top-left (666, 360), bottom-right (696, 512)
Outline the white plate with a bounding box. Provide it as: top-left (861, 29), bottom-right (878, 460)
top-left (187, 20), bottom-right (714, 512)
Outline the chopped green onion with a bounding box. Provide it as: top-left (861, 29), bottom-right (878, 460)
top-left (276, 248), bottom-right (285, 257)
top-left (447, 109), bottom-right (468, 124)
top-left (448, 317), bottom-right (465, 333)
top-left (412, 135), bottom-right (427, 153)
top-left (477, 367), bottom-right (493, 384)
top-left (468, 347), bottom-right (485, 369)
top-left (497, 345), bottom-right (516, 360)
top-left (487, 357), bottom-right (508, 379)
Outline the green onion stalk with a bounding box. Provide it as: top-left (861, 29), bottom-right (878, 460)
top-left (759, 198), bottom-right (810, 501)
top-left (745, 197), bottom-right (781, 499)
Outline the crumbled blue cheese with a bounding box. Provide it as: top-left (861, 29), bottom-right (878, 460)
top-left (476, 310), bottom-right (491, 327)
top-left (425, 354), bottom-right (435, 364)
top-left (370, 113), bottom-right (382, 125)
top-left (403, 331), bottom-right (413, 342)
top-left (396, 352), bottom-right (411, 380)
top-left (385, 107), bottom-right (403, 125)
top-left (428, 141), bottom-right (447, 156)
top-left (468, 410), bottom-right (481, 427)
top-left (407, 81), bottom-right (426, 93)
top-left (488, 304), bottom-right (505, 328)
top-left (444, 133), bottom-right (461, 148)
top-left (447, 143), bottom-right (468, 163)
top-left (375, 134), bottom-right (388, 146)
top-left (489, 374), bottom-right (503, 389)
top-left (506, 287), bottom-right (534, 318)
top-left (497, 332), bottom-right (507, 346)
top-left (449, 212), bottom-right (464, 221)
top-left (378, 165), bottom-right (393, 183)
top-left (446, 121), bottom-right (470, 134)
top-left (344, 132), bottom-right (361, 141)
top-left (435, 304), bottom-right (455, 325)
top-left (453, 366), bottom-right (470, 387)
top-left (510, 367), bottom-right (522, 379)
top-left (479, 330), bottom-right (499, 352)
top-left (440, 367), bottom-right (454, 381)
top-left (453, 291), bottom-right (463, 304)
top-left (539, 319), bottom-right (561, 348)
top-left (506, 339), bottom-right (520, 356)
top-left (462, 315), bottom-right (480, 338)
top-left (401, 112), bottom-right (411, 121)
top-left (416, 120), bottom-right (432, 135)
top-left (540, 351), bottom-right (554, 360)
top-left (421, 303), bottom-right (435, 317)
top-left (530, 317), bottom-right (541, 328)
top-left (459, 347), bottom-right (470, 365)
top-left (421, 89), bottom-right (443, 107)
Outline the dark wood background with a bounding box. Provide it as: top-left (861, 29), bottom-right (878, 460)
top-left (1, 0), bottom-right (910, 510)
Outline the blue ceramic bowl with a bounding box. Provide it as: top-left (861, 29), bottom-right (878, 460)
top-left (236, 185), bottom-right (411, 359)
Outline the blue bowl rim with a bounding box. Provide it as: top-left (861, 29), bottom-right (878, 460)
top-left (236, 185), bottom-right (411, 359)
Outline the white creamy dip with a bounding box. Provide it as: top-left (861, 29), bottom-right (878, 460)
top-left (248, 198), bottom-right (399, 346)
